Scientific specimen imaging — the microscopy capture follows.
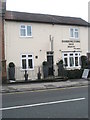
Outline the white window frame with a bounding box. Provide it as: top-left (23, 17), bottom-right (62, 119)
top-left (62, 52), bottom-right (81, 68)
top-left (20, 25), bottom-right (32, 37)
top-left (21, 54), bottom-right (34, 70)
top-left (70, 28), bottom-right (79, 39)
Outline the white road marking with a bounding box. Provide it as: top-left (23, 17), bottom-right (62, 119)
top-left (1, 97), bottom-right (85, 111)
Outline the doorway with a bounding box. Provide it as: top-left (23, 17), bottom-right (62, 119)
top-left (47, 51), bottom-right (54, 76)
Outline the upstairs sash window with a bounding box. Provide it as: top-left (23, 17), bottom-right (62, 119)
top-left (20, 25), bottom-right (32, 37)
top-left (70, 28), bottom-right (79, 39)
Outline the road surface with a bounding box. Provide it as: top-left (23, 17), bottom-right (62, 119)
top-left (2, 86), bottom-right (88, 118)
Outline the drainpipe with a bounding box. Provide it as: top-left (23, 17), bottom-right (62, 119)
top-left (0, 1), bottom-right (2, 85)
top-left (88, 2), bottom-right (90, 69)
top-left (1, 0), bottom-right (7, 83)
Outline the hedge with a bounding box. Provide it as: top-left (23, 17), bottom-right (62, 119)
top-left (65, 69), bottom-right (83, 79)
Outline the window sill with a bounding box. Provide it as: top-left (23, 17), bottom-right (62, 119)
top-left (20, 68), bottom-right (34, 71)
top-left (20, 36), bottom-right (33, 38)
top-left (70, 37), bottom-right (79, 40)
top-left (64, 66), bottom-right (81, 70)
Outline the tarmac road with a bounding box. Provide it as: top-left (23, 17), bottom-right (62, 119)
top-left (2, 86), bottom-right (88, 118)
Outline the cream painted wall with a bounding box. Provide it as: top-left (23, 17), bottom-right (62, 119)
top-left (80, 27), bottom-right (88, 55)
top-left (5, 21), bottom-right (88, 66)
top-left (4, 21), bottom-right (88, 80)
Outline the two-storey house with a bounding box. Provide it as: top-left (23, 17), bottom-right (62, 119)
top-left (4, 10), bottom-right (88, 81)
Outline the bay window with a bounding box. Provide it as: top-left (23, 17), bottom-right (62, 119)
top-left (62, 52), bottom-right (80, 68)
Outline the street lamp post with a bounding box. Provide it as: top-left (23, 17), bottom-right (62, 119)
top-left (1, 0), bottom-right (7, 83)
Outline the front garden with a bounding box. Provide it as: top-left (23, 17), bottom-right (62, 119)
top-left (57, 55), bottom-right (90, 79)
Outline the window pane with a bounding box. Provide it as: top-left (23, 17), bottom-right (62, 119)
top-left (70, 54), bottom-right (73, 56)
top-left (64, 54), bottom-right (67, 56)
top-left (27, 26), bottom-right (31, 36)
top-left (21, 25), bottom-right (25, 28)
top-left (75, 32), bottom-right (78, 38)
top-left (75, 57), bottom-right (78, 66)
top-left (20, 29), bottom-right (26, 36)
top-left (22, 55), bottom-right (26, 58)
top-left (75, 28), bottom-right (78, 32)
top-left (70, 29), bottom-right (74, 37)
top-left (70, 57), bottom-right (74, 67)
top-left (28, 55), bottom-right (32, 57)
top-left (79, 57), bottom-right (81, 66)
top-left (64, 58), bottom-right (68, 67)
top-left (75, 53), bottom-right (78, 56)
top-left (22, 59), bottom-right (26, 69)
top-left (28, 59), bottom-right (33, 68)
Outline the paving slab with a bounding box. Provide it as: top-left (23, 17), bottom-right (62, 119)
top-left (1, 79), bottom-right (89, 93)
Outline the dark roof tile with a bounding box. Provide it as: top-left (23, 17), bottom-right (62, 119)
top-left (5, 11), bottom-right (88, 26)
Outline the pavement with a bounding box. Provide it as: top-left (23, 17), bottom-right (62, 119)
top-left (1, 78), bottom-right (89, 93)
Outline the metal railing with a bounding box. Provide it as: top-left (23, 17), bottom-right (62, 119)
top-left (6, 65), bottom-right (59, 81)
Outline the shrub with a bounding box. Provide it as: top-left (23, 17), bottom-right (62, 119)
top-left (42, 61), bottom-right (48, 66)
top-left (66, 69), bottom-right (83, 79)
top-left (81, 56), bottom-right (88, 69)
top-left (57, 59), bottom-right (63, 66)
